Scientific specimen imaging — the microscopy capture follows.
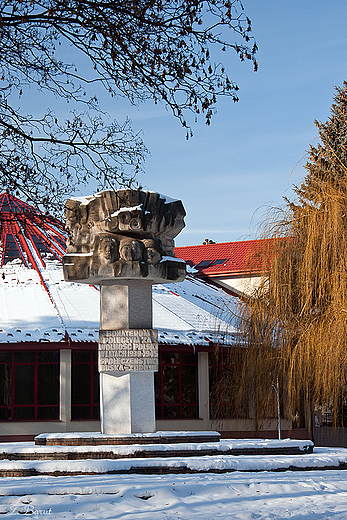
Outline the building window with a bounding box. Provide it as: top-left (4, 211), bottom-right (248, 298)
top-left (0, 350), bottom-right (59, 421)
top-left (155, 351), bottom-right (198, 419)
top-left (71, 350), bottom-right (100, 420)
top-left (209, 350), bottom-right (248, 419)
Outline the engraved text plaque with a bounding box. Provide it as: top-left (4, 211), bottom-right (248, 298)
top-left (98, 329), bottom-right (158, 372)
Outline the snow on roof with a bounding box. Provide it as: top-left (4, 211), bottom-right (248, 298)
top-left (0, 258), bottom-right (241, 346)
top-left (175, 239), bottom-right (276, 277)
top-left (153, 275), bottom-right (240, 345)
top-left (0, 262), bottom-right (63, 343)
top-left (0, 193), bottom-right (241, 347)
top-left (0, 259), bottom-right (238, 345)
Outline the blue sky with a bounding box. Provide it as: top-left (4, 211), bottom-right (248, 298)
top-left (19, 1), bottom-right (347, 247)
top-left (117, 0), bottom-right (347, 246)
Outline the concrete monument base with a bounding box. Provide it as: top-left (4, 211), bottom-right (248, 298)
top-left (100, 371), bottom-right (156, 434)
top-left (34, 431), bottom-right (222, 446)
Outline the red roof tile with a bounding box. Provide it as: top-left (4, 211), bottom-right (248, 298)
top-left (174, 239), bottom-right (276, 277)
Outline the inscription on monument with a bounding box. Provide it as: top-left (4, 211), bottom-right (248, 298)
top-left (98, 329), bottom-right (158, 372)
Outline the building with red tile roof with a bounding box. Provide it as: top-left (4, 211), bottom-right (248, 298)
top-left (175, 239), bottom-right (273, 297)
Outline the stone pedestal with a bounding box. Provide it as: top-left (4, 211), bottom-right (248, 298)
top-left (99, 282), bottom-right (158, 434)
top-left (100, 282), bottom-right (152, 330)
top-left (100, 371), bottom-right (155, 434)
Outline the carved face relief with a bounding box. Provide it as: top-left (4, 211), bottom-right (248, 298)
top-left (143, 247), bottom-right (161, 265)
top-left (99, 236), bottom-right (119, 263)
top-left (142, 238), bottom-right (162, 265)
top-left (119, 239), bottom-right (143, 262)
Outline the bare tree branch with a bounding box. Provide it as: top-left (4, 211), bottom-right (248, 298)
top-left (0, 0), bottom-right (256, 212)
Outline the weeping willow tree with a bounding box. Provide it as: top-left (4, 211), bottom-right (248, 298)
top-left (237, 82), bottom-right (347, 428)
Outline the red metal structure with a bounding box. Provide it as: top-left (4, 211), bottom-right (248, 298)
top-left (0, 192), bottom-right (66, 268)
top-left (0, 192), bottom-right (66, 297)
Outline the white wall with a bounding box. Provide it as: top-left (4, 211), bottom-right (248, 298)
top-left (213, 275), bottom-right (263, 297)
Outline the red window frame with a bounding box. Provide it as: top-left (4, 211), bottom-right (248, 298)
top-left (155, 350), bottom-right (199, 419)
top-left (71, 350), bottom-right (100, 420)
top-left (0, 350), bottom-right (60, 421)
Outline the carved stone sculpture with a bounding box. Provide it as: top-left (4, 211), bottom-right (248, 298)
top-left (63, 189), bottom-right (186, 284)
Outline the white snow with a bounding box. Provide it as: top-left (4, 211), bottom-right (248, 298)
top-left (0, 268), bottom-right (62, 338)
top-left (160, 256), bottom-right (186, 263)
top-left (63, 252), bottom-right (93, 257)
top-left (0, 260), bottom-right (240, 345)
top-left (0, 446), bottom-right (338, 475)
top-left (70, 190), bottom-right (178, 206)
top-left (149, 191), bottom-right (179, 204)
top-left (7, 437), bottom-right (312, 457)
top-left (1, 446), bottom-right (347, 518)
top-left (153, 276), bottom-right (240, 345)
top-left (34, 430), bottom-right (220, 441)
top-left (68, 195), bottom-right (93, 204)
top-left (110, 205), bottom-right (142, 217)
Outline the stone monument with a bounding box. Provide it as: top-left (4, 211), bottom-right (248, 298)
top-left (62, 189), bottom-right (186, 434)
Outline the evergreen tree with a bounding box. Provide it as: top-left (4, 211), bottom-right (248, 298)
top-left (297, 81), bottom-right (347, 203)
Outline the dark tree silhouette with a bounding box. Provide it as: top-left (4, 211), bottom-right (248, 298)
top-left (0, 0), bottom-right (256, 212)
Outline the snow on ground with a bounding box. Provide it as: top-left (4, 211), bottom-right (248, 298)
top-left (25, 436), bottom-right (312, 453)
top-left (1, 447), bottom-right (347, 518)
top-left (1, 468), bottom-right (347, 519)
